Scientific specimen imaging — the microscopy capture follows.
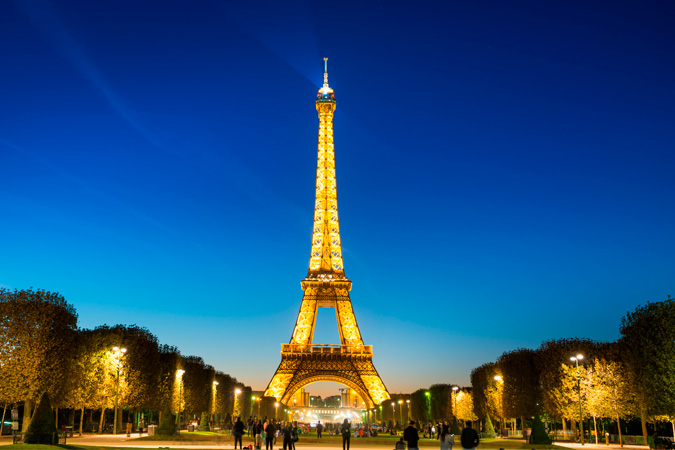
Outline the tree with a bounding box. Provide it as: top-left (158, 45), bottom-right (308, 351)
top-left (483, 413), bottom-right (496, 438)
top-left (214, 372), bottom-right (236, 422)
top-left (23, 392), bottom-right (57, 444)
top-left (182, 356), bottom-right (215, 417)
top-left (158, 345), bottom-right (182, 417)
top-left (0, 288), bottom-right (78, 431)
top-left (429, 384), bottom-right (453, 422)
top-left (536, 338), bottom-right (605, 432)
top-left (529, 414), bottom-right (551, 444)
top-left (470, 363), bottom-right (497, 420)
top-left (497, 348), bottom-right (541, 428)
top-left (410, 389), bottom-right (428, 422)
top-left (620, 296), bottom-right (675, 443)
top-left (454, 389), bottom-right (478, 425)
top-left (198, 412), bottom-right (210, 431)
top-left (583, 354), bottom-right (635, 447)
top-left (157, 407), bottom-right (176, 435)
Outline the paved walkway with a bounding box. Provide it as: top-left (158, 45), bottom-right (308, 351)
top-left (0, 433), bottom-right (651, 450)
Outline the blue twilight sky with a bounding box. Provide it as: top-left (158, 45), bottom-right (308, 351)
top-left (1, 0), bottom-right (674, 398)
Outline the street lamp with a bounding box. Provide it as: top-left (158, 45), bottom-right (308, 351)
top-left (251, 396), bottom-right (256, 417)
top-left (391, 402), bottom-right (395, 426)
top-left (452, 386), bottom-right (458, 419)
top-left (213, 381), bottom-right (219, 426)
top-left (406, 399), bottom-right (410, 420)
top-left (398, 400), bottom-right (403, 425)
top-left (112, 346), bottom-right (127, 435)
top-left (570, 354), bottom-right (584, 445)
top-left (234, 389), bottom-right (241, 417)
top-left (275, 402), bottom-right (279, 419)
top-left (176, 369), bottom-right (185, 427)
top-left (425, 391), bottom-right (430, 421)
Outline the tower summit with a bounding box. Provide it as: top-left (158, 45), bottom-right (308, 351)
top-left (264, 59), bottom-right (390, 408)
top-left (307, 57), bottom-right (346, 282)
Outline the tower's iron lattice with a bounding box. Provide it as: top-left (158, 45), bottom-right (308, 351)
top-left (264, 59), bottom-right (390, 408)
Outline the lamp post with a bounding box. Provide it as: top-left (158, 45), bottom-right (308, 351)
top-left (391, 402), bottom-right (395, 427)
top-left (406, 399), bottom-right (410, 421)
top-left (112, 346), bottom-right (127, 435)
top-left (493, 376), bottom-right (503, 432)
top-left (275, 402), bottom-right (279, 419)
top-left (234, 389), bottom-right (241, 417)
top-left (176, 369), bottom-right (185, 427)
top-left (452, 386), bottom-right (458, 420)
top-left (398, 400), bottom-right (403, 425)
top-left (570, 354), bottom-right (584, 445)
top-left (425, 391), bottom-right (430, 422)
top-left (213, 381), bottom-right (219, 426)
top-left (251, 396), bottom-right (256, 417)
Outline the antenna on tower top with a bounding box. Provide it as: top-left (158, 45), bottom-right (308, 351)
top-left (323, 57), bottom-right (329, 87)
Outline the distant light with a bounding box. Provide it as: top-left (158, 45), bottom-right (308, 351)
top-left (213, 381), bottom-right (219, 385)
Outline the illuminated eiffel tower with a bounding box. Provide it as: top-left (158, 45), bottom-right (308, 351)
top-left (264, 59), bottom-right (390, 408)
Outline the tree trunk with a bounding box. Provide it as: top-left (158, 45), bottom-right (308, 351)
top-left (55, 406), bottom-right (59, 429)
top-left (99, 407), bottom-right (105, 434)
top-left (593, 416), bottom-right (598, 444)
top-left (0, 404), bottom-right (6, 436)
top-left (68, 408), bottom-right (74, 427)
top-left (616, 415), bottom-right (623, 448)
top-left (79, 407), bottom-right (85, 436)
top-left (641, 411), bottom-right (648, 446)
top-left (22, 398), bottom-right (33, 432)
top-left (671, 420), bottom-right (675, 441)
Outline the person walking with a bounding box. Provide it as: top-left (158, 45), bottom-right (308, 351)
top-left (340, 419), bottom-right (351, 450)
top-left (253, 418), bottom-right (263, 449)
top-left (265, 419), bottom-right (276, 450)
top-left (291, 421), bottom-right (299, 450)
top-left (460, 422), bottom-right (479, 450)
top-left (440, 424), bottom-right (455, 450)
top-left (233, 417), bottom-right (245, 449)
top-left (404, 421), bottom-right (420, 450)
top-left (281, 421), bottom-right (293, 450)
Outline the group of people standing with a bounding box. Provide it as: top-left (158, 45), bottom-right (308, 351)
top-left (403, 420), bottom-right (480, 450)
top-left (237, 416), bottom-right (299, 450)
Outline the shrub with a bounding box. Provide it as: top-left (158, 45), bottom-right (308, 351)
top-left (529, 414), bottom-right (551, 444)
top-left (483, 413), bottom-right (496, 438)
top-left (197, 412), bottom-right (210, 431)
top-left (451, 418), bottom-right (461, 435)
top-left (157, 407), bottom-right (176, 435)
top-left (24, 392), bottom-right (57, 444)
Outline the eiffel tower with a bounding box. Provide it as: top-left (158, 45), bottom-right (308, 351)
top-left (264, 59), bottom-right (390, 408)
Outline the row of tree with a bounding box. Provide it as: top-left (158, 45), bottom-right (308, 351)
top-left (0, 288), bottom-right (252, 433)
top-left (469, 296), bottom-right (675, 443)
